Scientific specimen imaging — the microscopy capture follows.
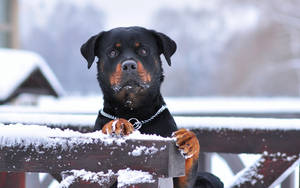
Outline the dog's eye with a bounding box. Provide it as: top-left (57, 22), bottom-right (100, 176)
top-left (108, 49), bottom-right (119, 58)
top-left (137, 48), bottom-right (148, 56)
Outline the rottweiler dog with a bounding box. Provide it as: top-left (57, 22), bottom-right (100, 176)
top-left (81, 26), bottom-right (223, 188)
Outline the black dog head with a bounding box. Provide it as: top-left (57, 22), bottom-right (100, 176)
top-left (81, 26), bottom-right (176, 109)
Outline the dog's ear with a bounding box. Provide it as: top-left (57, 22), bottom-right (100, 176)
top-left (80, 32), bottom-right (105, 69)
top-left (151, 30), bottom-right (177, 66)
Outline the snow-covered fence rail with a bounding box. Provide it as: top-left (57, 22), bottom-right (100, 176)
top-left (3, 97), bottom-right (300, 118)
top-left (0, 124), bottom-right (185, 187)
top-left (180, 117), bottom-right (300, 188)
top-left (1, 112), bottom-right (300, 187)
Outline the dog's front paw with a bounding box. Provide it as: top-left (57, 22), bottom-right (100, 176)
top-left (173, 128), bottom-right (200, 159)
top-left (102, 118), bottom-right (134, 136)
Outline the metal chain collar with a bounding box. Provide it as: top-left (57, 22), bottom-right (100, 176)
top-left (100, 105), bottom-right (167, 130)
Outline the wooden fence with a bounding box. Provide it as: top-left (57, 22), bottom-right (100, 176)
top-left (0, 124), bottom-right (184, 187)
top-left (1, 111), bottom-right (300, 187)
top-left (192, 125), bottom-right (300, 187)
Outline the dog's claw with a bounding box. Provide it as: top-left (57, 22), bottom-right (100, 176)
top-left (102, 119), bottom-right (134, 136)
top-left (173, 128), bottom-right (200, 159)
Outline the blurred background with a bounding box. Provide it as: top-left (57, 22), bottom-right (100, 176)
top-left (2, 0), bottom-right (300, 97)
top-left (1, 0), bottom-right (300, 187)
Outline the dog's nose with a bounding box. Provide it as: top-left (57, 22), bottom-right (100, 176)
top-left (121, 60), bottom-right (137, 72)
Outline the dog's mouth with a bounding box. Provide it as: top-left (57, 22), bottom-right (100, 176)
top-left (109, 59), bottom-right (153, 95)
top-left (112, 80), bottom-right (150, 94)
top-left (111, 80), bottom-right (150, 109)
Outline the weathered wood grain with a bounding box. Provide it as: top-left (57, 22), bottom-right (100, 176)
top-left (0, 137), bottom-right (185, 179)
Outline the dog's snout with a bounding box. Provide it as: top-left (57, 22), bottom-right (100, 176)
top-left (122, 60), bottom-right (137, 72)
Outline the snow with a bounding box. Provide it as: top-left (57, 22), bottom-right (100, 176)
top-left (3, 96), bottom-right (300, 118)
top-left (0, 124), bottom-right (172, 150)
top-left (0, 96), bottom-right (102, 114)
top-left (59, 168), bottom-right (154, 187)
top-left (129, 146), bottom-right (159, 156)
top-left (60, 169), bottom-right (115, 188)
top-left (2, 96), bottom-right (300, 186)
top-left (4, 96), bottom-right (300, 132)
top-left (175, 116), bottom-right (300, 130)
top-left (13, 96), bottom-right (300, 114)
top-left (0, 123), bottom-right (171, 187)
top-left (3, 111), bottom-right (300, 131)
top-left (0, 48), bottom-right (65, 101)
top-left (0, 124), bottom-right (171, 187)
top-left (117, 168), bottom-right (155, 187)
top-left (0, 113), bottom-right (95, 128)
top-left (166, 97), bottom-right (300, 114)
top-left (227, 156), bottom-right (266, 187)
top-left (0, 123), bottom-right (112, 150)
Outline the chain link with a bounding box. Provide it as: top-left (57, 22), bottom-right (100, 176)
top-left (100, 105), bottom-right (167, 130)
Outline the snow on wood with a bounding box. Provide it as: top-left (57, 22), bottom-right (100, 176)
top-left (36, 96), bottom-right (300, 114)
top-left (0, 112), bottom-right (95, 128)
top-left (3, 111), bottom-right (300, 131)
top-left (227, 152), bottom-right (300, 188)
top-left (191, 123), bottom-right (300, 154)
top-left (0, 48), bottom-right (65, 101)
top-left (60, 168), bottom-right (156, 188)
top-left (128, 146), bottom-right (159, 156)
top-left (0, 123), bottom-right (122, 149)
top-left (228, 157), bottom-right (266, 187)
top-left (117, 168), bottom-right (155, 187)
top-left (0, 123), bottom-right (173, 149)
top-left (3, 97), bottom-right (300, 115)
top-left (60, 169), bottom-right (116, 188)
top-left (176, 116), bottom-right (300, 130)
top-left (0, 124), bottom-right (184, 178)
top-left (167, 97), bottom-right (300, 114)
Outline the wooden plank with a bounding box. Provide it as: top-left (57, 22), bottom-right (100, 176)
top-left (0, 172), bottom-right (25, 188)
top-left (118, 181), bottom-right (158, 188)
top-left (229, 154), bottom-right (300, 188)
top-left (190, 127), bottom-right (300, 187)
top-left (192, 128), bottom-right (300, 154)
top-left (62, 174), bottom-right (173, 188)
top-left (0, 137), bottom-right (185, 178)
top-left (116, 178), bottom-right (173, 188)
top-left (2, 116), bottom-right (300, 187)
